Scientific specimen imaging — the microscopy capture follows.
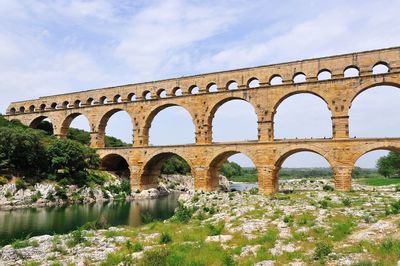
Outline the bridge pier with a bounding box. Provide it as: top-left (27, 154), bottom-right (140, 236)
top-left (258, 166), bottom-right (280, 195)
top-left (333, 165), bottom-right (353, 191)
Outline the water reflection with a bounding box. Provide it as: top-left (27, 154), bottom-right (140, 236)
top-left (0, 193), bottom-right (180, 246)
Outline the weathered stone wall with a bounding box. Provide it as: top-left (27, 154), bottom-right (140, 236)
top-left (4, 46), bottom-right (400, 194)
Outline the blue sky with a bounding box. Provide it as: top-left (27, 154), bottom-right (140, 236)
top-left (1, 0), bottom-right (400, 168)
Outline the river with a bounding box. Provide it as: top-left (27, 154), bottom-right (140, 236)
top-left (0, 193), bottom-right (180, 247)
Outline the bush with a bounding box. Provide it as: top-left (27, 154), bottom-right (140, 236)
top-left (126, 240), bottom-right (143, 252)
top-left (313, 242), bottom-right (332, 260)
top-left (173, 201), bottom-right (193, 223)
top-left (0, 176), bottom-right (8, 185)
top-left (207, 221), bottom-right (225, 236)
top-left (342, 198), bottom-right (351, 207)
top-left (222, 253), bottom-right (235, 266)
top-left (141, 212), bottom-right (154, 224)
top-left (139, 248), bottom-right (168, 266)
top-left (31, 191), bottom-right (41, 202)
top-left (283, 214), bottom-right (294, 225)
top-left (11, 236), bottom-right (39, 249)
top-left (67, 228), bottom-right (85, 247)
top-left (159, 232), bottom-right (172, 244)
top-left (322, 185), bottom-right (334, 191)
top-left (55, 185), bottom-right (68, 200)
top-left (249, 188), bottom-right (258, 195)
top-left (15, 178), bottom-right (27, 190)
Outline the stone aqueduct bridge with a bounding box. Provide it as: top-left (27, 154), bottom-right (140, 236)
top-left (4, 47), bottom-right (400, 194)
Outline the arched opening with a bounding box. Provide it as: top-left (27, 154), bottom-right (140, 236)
top-left (157, 89), bottom-right (167, 98)
top-left (173, 87), bottom-right (182, 96)
top-left (99, 96), bottom-right (108, 104)
top-left (29, 105), bottom-right (35, 112)
top-left (29, 116), bottom-right (54, 135)
top-left (148, 105), bottom-right (195, 145)
top-left (73, 100), bottom-right (82, 108)
top-left (227, 80), bottom-right (238, 90)
top-left (39, 104), bottom-right (46, 111)
top-left (352, 148), bottom-right (400, 189)
top-left (100, 154), bottom-right (130, 180)
top-left (62, 101), bottom-right (70, 109)
top-left (277, 150), bottom-right (333, 191)
top-left (140, 152), bottom-right (192, 190)
top-left (274, 93), bottom-right (332, 139)
top-left (100, 109), bottom-right (133, 147)
top-left (293, 73), bottom-right (306, 83)
top-left (51, 103), bottom-right (58, 110)
top-left (372, 62), bottom-right (389, 75)
top-left (207, 83), bottom-right (218, 92)
top-left (211, 99), bottom-right (258, 142)
top-left (248, 78), bottom-right (260, 88)
top-left (349, 85), bottom-right (400, 138)
top-left (9, 108), bottom-right (16, 115)
top-left (210, 152), bottom-right (257, 191)
top-left (113, 95), bottom-right (122, 103)
top-left (189, 85), bottom-right (200, 95)
top-left (317, 70), bottom-right (332, 80)
top-left (86, 98), bottom-right (95, 106)
top-left (19, 106), bottom-right (25, 113)
top-left (128, 93), bottom-right (136, 101)
top-left (344, 66), bottom-right (359, 78)
top-left (143, 91), bottom-right (152, 100)
top-left (65, 114), bottom-right (91, 145)
top-left (270, 75), bottom-right (283, 85)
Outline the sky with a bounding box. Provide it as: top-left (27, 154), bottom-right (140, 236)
top-left (1, 0), bottom-right (400, 168)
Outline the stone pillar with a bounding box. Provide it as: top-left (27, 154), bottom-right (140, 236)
top-left (258, 120), bottom-right (274, 141)
top-left (258, 166), bottom-right (280, 195)
top-left (90, 132), bottom-right (104, 148)
top-left (193, 167), bottom-right (219, 192)
top-left (129, 164), bottom-right (142, 192)
top-left (333, 165), bottom-right (353, 191)
top-left (332, 115), bottom-right (349, 139)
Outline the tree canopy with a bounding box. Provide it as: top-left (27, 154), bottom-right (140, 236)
top-left (377, 151), bottom-right (400, 178)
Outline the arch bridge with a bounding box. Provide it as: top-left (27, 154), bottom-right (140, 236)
top-left (5, 46), bottom-right (400, 194)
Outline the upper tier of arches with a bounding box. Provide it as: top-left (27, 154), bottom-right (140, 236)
top-left (8, 49), bottom-right (398, 115)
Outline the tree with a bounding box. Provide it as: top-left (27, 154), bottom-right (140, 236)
top-left (220, 161), bottom-right (243, 178)
top-left (46, 139), bottom-right (100, 185)
top-left (377, 151), bottom-right (400, 178)
top-left (161, 155), bottom-right (191, 175)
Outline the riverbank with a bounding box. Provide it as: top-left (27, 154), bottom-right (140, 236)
top-left (0, 174), bottom-right (230, 210)
top-left (2, 179), bottom-right (400, 265)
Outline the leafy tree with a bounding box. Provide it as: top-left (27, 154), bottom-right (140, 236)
top-left (220, 161), bottom-right (243, 178)
top-left (46, 139), bottom-right (100, 185)
top-left (377, 151), bottom-right (400, 178)
top-left (161, 155), bottom-right (191, 175)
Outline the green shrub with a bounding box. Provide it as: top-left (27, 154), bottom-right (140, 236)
top-left (319, 200), bottom-right (329, 209)
top-left (341, 198), bottom-right (351, 207)
top-left (283, 214), bottom-right (294, 225)
top-left (322, 185), bottom-right (334, 191)
top-left (31, 191), bottom-right (41, 202)
top-left (54, 185), bottom-right (67, 200)
top-left (126, 240), bottom-right (143, 252)
top-left (207, 221), bottom-right (225, 236)
top-left (313, 242), bottom-right (332, 260)
top-left (173, 201), bottom-right (193, 223)
top-left (141, 212), bottom-right (154, 224)
top-left (257, 228), bottom-right (278, 244)
top-left (159, 232), bottom-right (172, 244)
top-left (67, 228), bottom-right (85, 247)
top-left (12, 236), bottom-right (39, 249)
top-left (249, 188), bottom-right (258, 195)
top-left (389, 200), bottom-right (400, 214)
top-left (0, 176), bottom-right (8, 185)
top-left (139, 248), bottom-right (168, 266)
top-left (15, 178), bottom-right (27, 190)
top-left (222, 253), bottom-right (235, 266)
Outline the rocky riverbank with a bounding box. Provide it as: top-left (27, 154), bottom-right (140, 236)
top-left (0, 175), bottom-right (230, 210)
top-left (1, 179), bottom-right (400, 265)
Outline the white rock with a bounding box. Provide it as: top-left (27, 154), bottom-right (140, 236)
top-left (254, 260), bottom-right (275, 266)
top-left (205, 235), bottom-right (233, 243)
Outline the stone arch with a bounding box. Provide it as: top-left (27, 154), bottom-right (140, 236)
top-left (275, 147), bottom-right (333, 169)
top-left (143, 90), bottom-right (152, 100)
top-left (73, 100), bottom-right (82, 108)
top-left (62, 101), bottom-right (70, 108)
top-left (29, 105), bottom-right (35, 112)
top-left (39, 104), bottom-right (46, 111)
top-left (207, 97), bottom-right (258, 142)
top-left (189, 85), bottom-right (200, 95)
top-left (19, 106), bottom-right (25, 113)
top-left (270, 74), bottom-right (283, 85)
top-left (60, 113), bottom-right (91, 137)
top-left (157, 88), bottom-right (167, 98)
top-left (29, 116), bottom-right (54, 135)
top-left (100, 153), bottom-right (131, 180)
top-left (98, 108), bottom-right (134, 147)
top-left (247, 77), bottom-right (260, 88)
top-left (226, 80), bottom-right (238, 90)
top-left (139, 152), bottom-right (193, 190)
top-left (128, 93), bottom-right (136, 101)
top-left (344, 65), bottom-right (360, 78)
top-left (207, 150), bottom-right (257, 190)
top-left (51, 103), bottom-right (58, 110)
top-left (207, 82), bottom-right (218, 92)
top-left (349, 83), bottom-right (400, 138)
top-left (273, 91), bottom-right (332, 139)
top-left (172, 87), bottom-right (182, 96)
top-left (372, 61), bottom-right (390, 74)
top-left (143, 103), bottom-right (196, 145)
top-left (9, 107), bottom-right (16, 115)
top-left (113, 94), bottom-right (122, 103)
top-left (99, 96), bottom-right (108, 104)
top-left (317, 69), bottom-right (332, 80)
top-left (351, 144), bottom-right (400, 167)
top-left (293, 72), bottom-right (306, 83)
